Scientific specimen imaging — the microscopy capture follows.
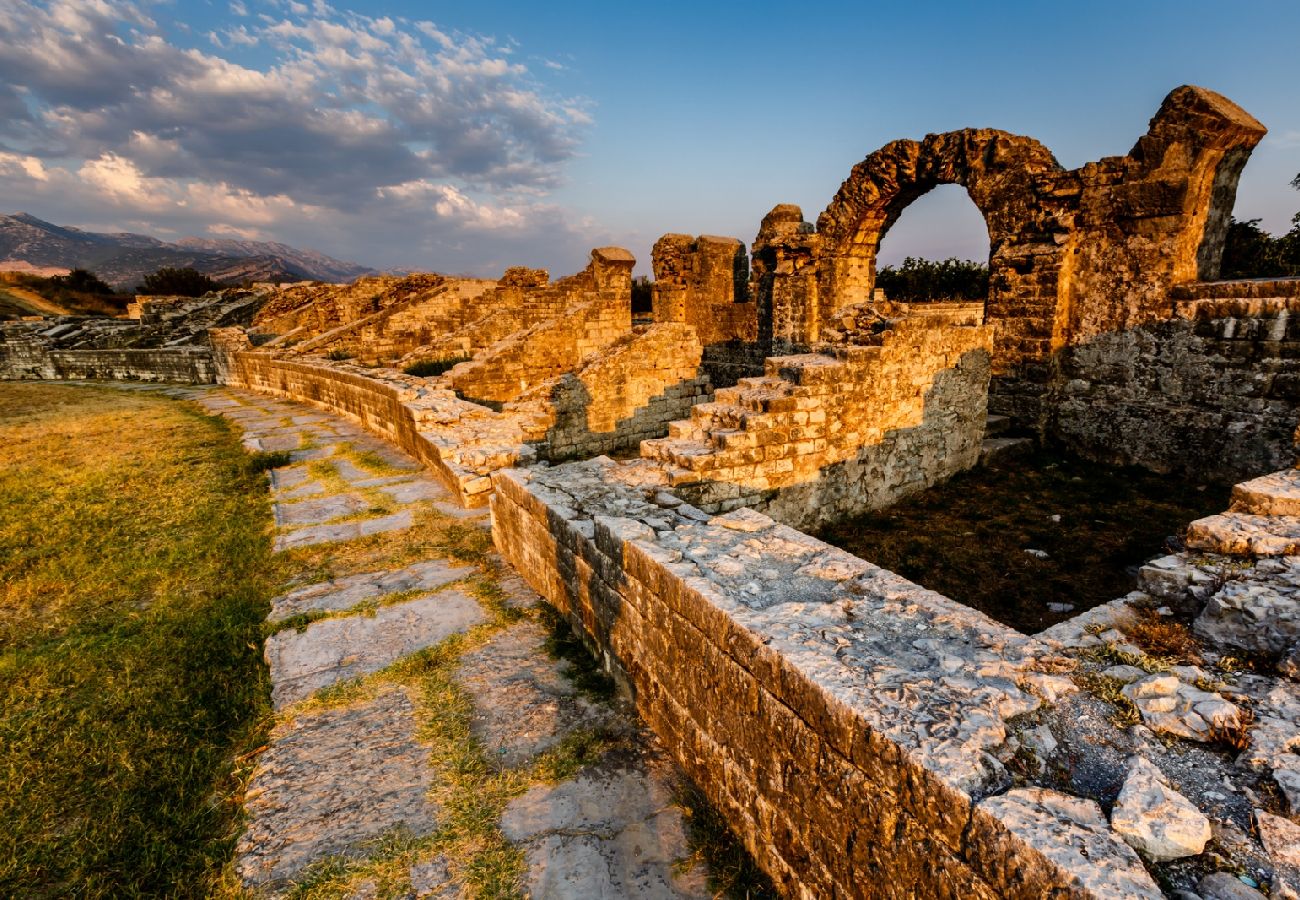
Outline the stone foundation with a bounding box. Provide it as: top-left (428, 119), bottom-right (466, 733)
top-left (0, 346), bottom-right (216, 383)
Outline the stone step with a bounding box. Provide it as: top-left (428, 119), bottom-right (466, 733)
top-left (1185, 512), bottom-right (1300, 557)
top-left (979, 436), bottom-right (1033, 466)
top-left (985, 414), bottom-right (1012, 437)
top-left (1230, 468), bottom-right (1300, 516)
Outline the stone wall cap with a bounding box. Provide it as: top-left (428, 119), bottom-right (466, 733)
top-left (591, 246), bottom-right (636, 264)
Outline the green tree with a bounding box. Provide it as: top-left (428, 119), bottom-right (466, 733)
top-left (136, 267), bottom-right (222, 297)
top-left (875, 256), bottom-right (989, 302)
top-left (49, 268), bottom-right (114, 295)
top-left (1220, 173), bottom-right (1300, 279)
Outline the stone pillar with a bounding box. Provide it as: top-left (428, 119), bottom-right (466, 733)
top-left (651, 234), bottom-right (755, 345)
top-left (751, 204), bottom-right (821, 352)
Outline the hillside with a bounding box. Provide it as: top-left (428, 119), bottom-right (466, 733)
top-left (0, 213), bottom-right (374, 290)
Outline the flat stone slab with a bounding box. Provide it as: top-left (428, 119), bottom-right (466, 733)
top-left (274, 509), bottom-right (415, 551)
top-left (1186, 513), bottom-right (1300, 556)
top-left (270, 560), bottom-right (475, 622)
top-left (274, 493), bottom-right (372, 527)
top-left (1232, 468), bottom-right (1300, 517)
top-left (500, 761), bottom-right (707, 899)
top-left (974, 788), bottom-right (1162, 899)
top-left (457, 621), bottom-right (615, 767)
top-left (266, 589), bottom-right (485, 708)
top-left (378, 479), bottom-right (446, 505)
top-left (236, 687), bottom-right (438, 888)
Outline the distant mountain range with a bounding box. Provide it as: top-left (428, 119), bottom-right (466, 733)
top-left (0, 213), bottom-right (375, 289)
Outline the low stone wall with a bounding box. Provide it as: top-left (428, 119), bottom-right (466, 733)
top-left (490, 458), bottom-right (1163, 899)
top-left (643, 319), bottom-right (993, 531)
top-left (0, 337), bottom-right (216, 383)
top-left (213, 336), bottom-right (536, 506)
top-left (505, 323), bottom-right (712, 460)
top-left (1041, 294), bottom-right (1300, 482)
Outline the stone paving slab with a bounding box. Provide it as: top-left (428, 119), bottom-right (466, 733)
top-left (378, 480), bottom-right (446, 505)
top-left (270, 560), bottom-right (475, 622)
top-left (273, 509), bottom-right (415, 552)
top-left (265, 589), bottom-right (486, 708)
top-left (458, 622), bottom-right (616, 767)
top-left (273, 493), bottom-right (373, 527)
top-left (236, 687), bottom-right (439, 888)
top-left (501, 760), bottom-right (708, 899)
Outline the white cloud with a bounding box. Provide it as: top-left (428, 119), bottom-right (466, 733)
top-left (0, 0), bottom-right (607, 275)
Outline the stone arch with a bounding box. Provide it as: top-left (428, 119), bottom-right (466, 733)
top-left (815, 128), bottom-right (1065, 317)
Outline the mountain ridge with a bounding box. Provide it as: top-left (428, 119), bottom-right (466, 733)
top-left (0, 213), bottom-right (375, 288)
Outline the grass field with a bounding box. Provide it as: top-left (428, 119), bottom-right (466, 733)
top-left (0, 383), bottom-right (276, 897)
top-left (818, 451), bottom-right (1230, 633)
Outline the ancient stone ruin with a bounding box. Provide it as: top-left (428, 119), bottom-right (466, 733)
top-left (4, 85), bottom-right (1300, 898)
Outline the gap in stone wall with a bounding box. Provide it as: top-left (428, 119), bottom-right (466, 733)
top-left (875, 183), bottom-right (991, 307)
top-left (815, 448), bottom-right (1230, 634)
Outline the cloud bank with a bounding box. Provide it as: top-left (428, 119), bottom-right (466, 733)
top-left (0, 0), bottom-right (608, 274)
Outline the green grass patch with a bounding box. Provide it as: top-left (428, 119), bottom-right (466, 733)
top-left (0, 383), bottom-right (275, 897)
top-left (247, 449), bottom-right (294, 472)
top-left (817, 450), bottom-right (1229, 633)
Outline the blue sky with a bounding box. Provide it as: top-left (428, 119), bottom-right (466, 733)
top-left (0, 0), bottom-right (1296, 276)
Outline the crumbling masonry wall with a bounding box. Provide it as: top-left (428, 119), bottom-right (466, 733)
top-left (490, 459), bottom-right (1164, 900)
top-left (1044, 282), bottom-right (1300, 482)
top-left (504, 322), bottom-right (712, 460)
top-left (650, 234), bottom-right (756, 346)
top-left (641, 318), bottom-right (992, 531)
top-left (813, 85), bottom-right (1267, 388)
top-left (445, 248), bottom-right (637, 404)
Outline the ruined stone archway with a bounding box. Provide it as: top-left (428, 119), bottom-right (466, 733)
top-left (816, 129), bottom-right (1068, 369)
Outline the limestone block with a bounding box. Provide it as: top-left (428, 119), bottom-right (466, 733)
top-left (1109, 756), bottom-right (1210, 861)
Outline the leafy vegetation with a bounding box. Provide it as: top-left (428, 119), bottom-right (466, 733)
top-left (631, 275), bottom-right (654, 314)
top-left (1219, 172), bottom-right (1300, 279)
top-left (875, 256), bottom-right (989, 302)
top-left (403, 356), bottom-right (470, 377)
top-left (0, 383), bottom-right (275, 897)
top-left (817, 451), bottom-right (1229, 633)
top-left (0, 269), bottom-right (131, 318)
top-left (137, 266), bottom-right (223, 297)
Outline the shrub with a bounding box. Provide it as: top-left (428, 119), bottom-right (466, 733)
top-left (876, 256), bottom-right (989, 302)
top-left (49, 268), bottom-right (114, 295)
top-left (403, 356), bottom-right (469, 377)
top-left (324, 348), bottom-right (355, 361)
top-left (136, 267), bottom-right (222, 297)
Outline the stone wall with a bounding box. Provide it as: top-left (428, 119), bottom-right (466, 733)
top-left (284, 279), bottom-right (494, 361)
top-left (0, 344), bottom-right (216, 382)
top-left (212, 331), bottom-right (536, 506)
top-left (504, 323), bottom-right (712, 460)
top-left (809, 85), bottom-right (1266, 386)
top-left (490, 458), bottom-right (1164, 900)
top-left (1037, 287), bottom-right (1300, 482)
top-left (650, 234), bottom-right (757, 346)
top-left (642, 318), bottom-right (993, 531)
top-left (404, 248), bottom-right (636, 370)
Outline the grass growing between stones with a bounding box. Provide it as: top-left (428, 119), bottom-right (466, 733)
top-left (817, 450), bottom-right (1230, 633)
top-left (0, 383), bottom-right (275, 898)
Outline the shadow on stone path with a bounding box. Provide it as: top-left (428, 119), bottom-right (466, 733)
top-left (104, 383), bottom-right (709, 899)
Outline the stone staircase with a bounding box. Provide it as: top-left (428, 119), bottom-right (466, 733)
top-left (639, 317), bottom-right (994, 528)
top-left (979, 412), bottom-right (1033, 465)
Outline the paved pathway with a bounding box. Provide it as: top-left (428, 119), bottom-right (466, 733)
top-left (104, 383), bottom-right (708, 899)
